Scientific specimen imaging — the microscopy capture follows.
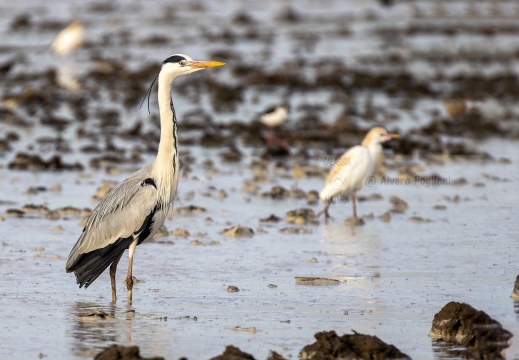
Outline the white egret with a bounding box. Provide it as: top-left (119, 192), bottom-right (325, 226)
top-left (50, 21), bottom-right (85, 56)
top-left (319, 127), bottom-right (399, 221)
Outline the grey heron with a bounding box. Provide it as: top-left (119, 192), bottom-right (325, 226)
top-left (318, 127), bottom-right (399, 221)
top-left (66, 54), bottom-right (225, 302)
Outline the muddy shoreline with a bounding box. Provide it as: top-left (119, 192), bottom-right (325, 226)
top-left (1, 0), bottom-right (519, 359)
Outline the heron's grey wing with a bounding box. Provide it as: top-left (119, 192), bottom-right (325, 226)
top-left (66, 167), bottom-right (158, 269)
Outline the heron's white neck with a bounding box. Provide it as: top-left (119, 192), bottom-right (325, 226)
top-left (153, 70), bottom-right (179, 206)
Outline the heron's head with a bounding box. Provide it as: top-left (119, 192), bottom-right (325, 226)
top-left (161, 54), bottom-right (225, 78)
top-left (362, 127), bottom-right (399, 146)
top-left (141, 54), bottom-right (225, 113)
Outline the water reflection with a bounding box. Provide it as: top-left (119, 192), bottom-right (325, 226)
top-left (431, 339), bottom-right (507, 360)
top-left (69, 301), bottom-right (134, 358)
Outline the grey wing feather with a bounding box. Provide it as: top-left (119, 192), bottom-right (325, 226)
top-left (66, 165), bottom-right (158, 268)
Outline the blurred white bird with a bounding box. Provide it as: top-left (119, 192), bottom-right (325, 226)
top-left (50, 21), bottom-right (85, 91)
top-left (50, 21), bottom-right (84, 56)
top-left (259, 104), bottom-right (289, 151)
top-left (319, 127), bottom-right (399, 222)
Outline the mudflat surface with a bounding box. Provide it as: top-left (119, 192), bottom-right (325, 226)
top-left (1, 1), bottom-right (518, 359)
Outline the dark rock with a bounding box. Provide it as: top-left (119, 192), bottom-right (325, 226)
top-left (279, 227), bottom-right (313, 234)
top-left (429, 301), bottom-right (513, 358)
top-left (300, 330), bottom-right (410, 359)
top-left (200, 131), bottom-right (231, 148)
top-left (94, 344), bottom-right (164, 360)
top-left (220, 225), bottom-right (254, 238)
top-left (389, 196), bottom-right (408, 213)
top-left (259, 214), bottom-right (282, 223)
top-left (266, 351), bottom-right (287, 360)
top-left (261, 144), bottom-right (290, 158)
top-left (8, 152), bottom-right (83, 171)
top-left (209, 345), bottom-right (255, 360)
top-left (220, 144), bottom-right (243, 163)
top-left (285, 208), bottom-right (318, 225)
top-left (261, 186), bottom-right (290, 199)
top-left (511, 275), bottom-right (519, 300)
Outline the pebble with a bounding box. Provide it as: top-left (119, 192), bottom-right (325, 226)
top-left (285, 208), bottom-right (317, 225)
top-left (261, 185), bottom-right (289, 199)
top-left (4, 209), bottom-right (24, 217)
top-left (379, 211), bottom-right (391, 222)
top-left (171, 205), bottom-right (207, 215)
top-left (220, 225), bottom-right (254, 238)
top-left (259, 214), bottom-right (282, 223)
top-left (92, 180), bottom-right (117, 202)
top-left (344, 217), bottom-right (365, 226)
top-left (171, 228), bottom-right (190, 237)
top-left (279, 227), bottom-right (313, 234)
top-left (295, 277), bottom-right (341, 285)
top-left (510, 275), bottom-right (519, 300)
top-left (227, 285), bottom-right (240, 292)
top-left (76, 310), bottom-right (113, 322)
top-left (408, 216), bottom-right (432, 223)
top-left (189, 240), bottom-right (220, 246)
top-left (390, 196), bottom-right (408, 213)
top-left (21, 204), bottom-right (50, 214)
top-left (230, 326), bottom-right (257, 333)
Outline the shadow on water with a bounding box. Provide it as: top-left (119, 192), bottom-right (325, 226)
top-left (69, 302), bottom-right (135, 358)
top-left (431, 339), bottom-right (509, 360)
top-left (514, 301), bottom-right (519, 320)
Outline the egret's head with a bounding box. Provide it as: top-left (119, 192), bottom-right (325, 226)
top-left (362, 127), bottom-right (400, 146)
top-left (161, 54), bottom-right (225, 78)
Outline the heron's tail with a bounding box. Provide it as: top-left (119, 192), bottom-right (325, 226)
top-left (66, 237), bottom-right (133, 289)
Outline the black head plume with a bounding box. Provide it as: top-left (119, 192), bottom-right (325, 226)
top-left (139, 72), bottom-right (159, 114)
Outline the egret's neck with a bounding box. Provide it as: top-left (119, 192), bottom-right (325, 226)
top-left (366, 141), bottom-right (383, 159)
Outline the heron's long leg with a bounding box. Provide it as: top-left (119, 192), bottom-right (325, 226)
top-left (352, 192), bottom-right (357, 218)
top-left (126, 239), bottom-right (138, 302)
top-left (110, 252), bottom-right (124, 302)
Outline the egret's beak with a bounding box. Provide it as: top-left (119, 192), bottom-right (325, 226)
top-left (385, 133), bottom-right (400, 139)
top-left (189, 60), bottom-right (226, 69)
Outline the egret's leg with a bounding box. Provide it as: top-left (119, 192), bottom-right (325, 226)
top-left (317, 202), bottom-right (332, 223)
top-left (126, 239), bottom-right (138, 302)
top-left (352, 192), bottom-right (357, 218)
top-left (109, 252), bottom-right (124, 302)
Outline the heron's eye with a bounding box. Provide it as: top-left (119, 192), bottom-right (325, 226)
top-left (179, 60), bottom-right (187, 67)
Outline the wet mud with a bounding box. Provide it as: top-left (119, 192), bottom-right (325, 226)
top-left (300, 330), bottom-right (410, 360)
top-left (429, 302), bottom-right (513, 359)
top-left (1, 0), bottom-right (519, 359)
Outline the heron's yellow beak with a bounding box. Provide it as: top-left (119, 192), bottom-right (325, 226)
top-left (386, 133), bottom-right (400, 139)
top-left (189, 60), bottom-right (226, 69)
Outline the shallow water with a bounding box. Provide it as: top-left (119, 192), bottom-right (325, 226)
top-left (1, 0), bottom-right (519, 359)
top-left (1, 150), bottom-right (518, 359)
